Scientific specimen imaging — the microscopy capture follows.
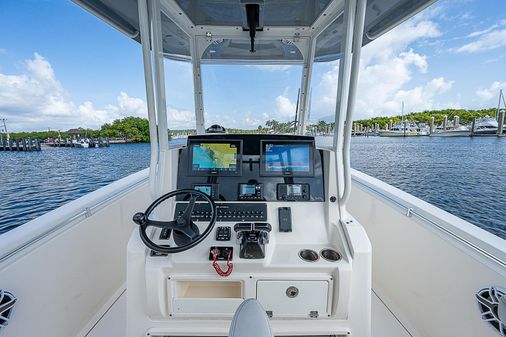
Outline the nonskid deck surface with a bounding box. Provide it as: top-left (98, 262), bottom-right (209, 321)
top-left (87, 291), bottom-right (410, 337)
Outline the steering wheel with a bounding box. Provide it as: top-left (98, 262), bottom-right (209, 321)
top-left (132, 189), bottom-right (217, 254)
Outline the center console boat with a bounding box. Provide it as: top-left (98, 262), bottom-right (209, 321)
top-left (0, 1), bottom-right (504, 337)
top-left (128, 133), bottom-right (367, 336)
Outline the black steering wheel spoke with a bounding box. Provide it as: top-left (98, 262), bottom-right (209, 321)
top-left (133, 189), bottom-right (217, 254)
top-left (180, 195), bottom-right (197, 221)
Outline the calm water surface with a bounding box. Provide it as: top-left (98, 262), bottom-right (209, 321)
top-left (351, 136), bottom-right (506, 239)
top-left (0, 138), bottom-right (505, 239)
top-left (0, 144), bottom-right (150, 234)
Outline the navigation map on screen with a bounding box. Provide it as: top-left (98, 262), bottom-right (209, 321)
top-left (191, 142), bottom-right (238, 172)
top-left (264, 143), bottom-right (311, 173)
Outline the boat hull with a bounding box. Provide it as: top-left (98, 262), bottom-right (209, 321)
top-left (430, 130), bottom-right (471, 137)
top-left (378, 131), bottom-right (418, 137)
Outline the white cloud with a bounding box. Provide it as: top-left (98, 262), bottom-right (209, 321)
top-left (310, 17), bottom-right (448, 120)
top-left (0, 53), bottom-right (198, 131)
top-left (466, 24), bottom-right (498, 38)
top-left (455, 26), bottom-right (506, 53)
top-left (167, 107), bottom-right (195, 129)
top-left (117, 92), bottom-right (146, 117)
top-left (248, 65), bottom-right (293, 72)
top-left (476, 81), bottom-right (506, 101)
top-left (275, 95), bottom-right (296, 118)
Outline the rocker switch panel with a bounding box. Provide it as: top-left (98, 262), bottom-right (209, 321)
top-left (215, 226), bottom-right (231, 241)
top-left (278, 207), bottom-right (292, 232)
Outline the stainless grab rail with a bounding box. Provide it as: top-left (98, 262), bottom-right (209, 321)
top-left (0, 177), bottom-right (149, 264)
top-left (352, 178), bottom-right (506, 268)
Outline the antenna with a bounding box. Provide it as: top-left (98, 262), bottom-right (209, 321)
top-left (496, 89), bottom-right (506, 120)
top-left (293, 88), bottom-right (300, 134)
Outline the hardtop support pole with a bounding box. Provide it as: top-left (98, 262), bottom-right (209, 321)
top-left (333, 0), bottom-right (356, 203)
top-left (191, 37), bottom-right (206, 134)
top-left (150, 0), bottom-right (169, 152)
top-left (138, 0), bottom-right (160, 198)
top-left (297, 38), bottom-right (316, 135)
top-left (150, 0), bottom-right (172, 197)
top-left (340, 0), bottom-right (367, 206)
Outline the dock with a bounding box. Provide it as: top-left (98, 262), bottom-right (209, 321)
top-left (0, 138), bottom-right (41, 151)
top-left (43, 137), bottom-right (111, 148)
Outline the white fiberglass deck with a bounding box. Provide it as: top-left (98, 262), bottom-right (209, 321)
top-left (87, 291), bottom-right (410, 337)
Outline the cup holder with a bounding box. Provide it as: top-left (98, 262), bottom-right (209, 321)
top-left (298, 249), bottom-right (319, 262)
top-left (320, 249), bottom-right (341, 262)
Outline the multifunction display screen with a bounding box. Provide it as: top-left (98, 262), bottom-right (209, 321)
top-left (287, 184), bottom-right (302, 196)
top-left (194, 185), bottom-right (212, 196)
top-left (261, 140), bottom-right (314, 176)
top-left (189, 140), bottom-right (242, 176)
top-left (240, 184), bottom-right (257, 195)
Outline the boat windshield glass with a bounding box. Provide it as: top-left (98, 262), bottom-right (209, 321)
top-left (201, 64), bottom-right (302, 133)
top-left (165, 59), bottom-right (196, 132)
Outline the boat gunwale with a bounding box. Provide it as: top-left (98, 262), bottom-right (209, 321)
top-left (351, 168), bottom-right (506, 268)
top-left (0, 168), bottom-right (150, 265)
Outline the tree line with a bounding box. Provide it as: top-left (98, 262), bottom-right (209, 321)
top-left (354, 108), bottom-right (498, 128)
top-left (9, 117), bottom-right (151, 143)
top-left (6, 108), bottom-right (498, 141)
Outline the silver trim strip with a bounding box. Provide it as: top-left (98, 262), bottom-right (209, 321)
top-left (352, 178), bottom-right (506, 268)
top-left (0, 177), bottom-right (148, 264)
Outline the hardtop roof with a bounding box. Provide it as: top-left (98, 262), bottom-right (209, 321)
top-left (73, 0), bottom-right (435, 63)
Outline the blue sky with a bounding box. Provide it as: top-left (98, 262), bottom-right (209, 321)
top-left (0, 0), bottom-right (505, 131)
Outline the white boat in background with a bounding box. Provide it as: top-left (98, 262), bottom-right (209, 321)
top-left (473, 116), bottom-right (499, 136)
top-left (379, 122), bottom-right (418, 137)
top-left (1, 1), bottom-right (505, 337)
top-left (73, 138), bottom-right (90, 148)
top-left (417, 123), bottom-right (430, 136)
top-left (431, 125), bottom-right (471, 137)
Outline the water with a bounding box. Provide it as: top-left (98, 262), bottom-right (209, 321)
top-left (351, 136), bottom-right (506, 239)
top-left (0, 138), bottom-right (504, 239)
top-left (0, 144), bottom-right (150, 234)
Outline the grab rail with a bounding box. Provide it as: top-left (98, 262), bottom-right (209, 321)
top-left (0, 177), bottom-right (148, 264)
top-left (352, 177), bottom-right (506, 268)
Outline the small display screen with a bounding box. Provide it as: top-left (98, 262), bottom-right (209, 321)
top-left (240, 184), bottom-right (257, 196)
top-left (287, 184), bottom-right (302, 196)
top-left (194, 185), bottom-right (212, 196)
top-left (261, 140), bottom-right (314, 176)
top-left (189, 140), bottom-right (242, 176)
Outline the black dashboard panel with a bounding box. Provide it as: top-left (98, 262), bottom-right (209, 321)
top-left (176, 134), bottom-right (324, 202)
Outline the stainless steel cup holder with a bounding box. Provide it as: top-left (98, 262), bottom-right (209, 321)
top-left (298, 249), bottom-right (319, 262)
top-left (320, 249), bottom-right (341, 262)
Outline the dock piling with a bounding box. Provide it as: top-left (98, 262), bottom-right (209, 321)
top-left (498, 109), bottom-right (505, 136)
top-left (471, 118), bottom-right (476, 137)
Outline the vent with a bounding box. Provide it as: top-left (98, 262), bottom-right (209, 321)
top-left (0, 290), bottom-right (17, 331)
top-left (476, 286), bottom-right (506, 336)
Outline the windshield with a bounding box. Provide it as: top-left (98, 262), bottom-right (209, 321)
top-left (201, 64), bottom-right (302, 133)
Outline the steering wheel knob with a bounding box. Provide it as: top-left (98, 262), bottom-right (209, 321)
top-left (133, 212), bottom-right (147, 225)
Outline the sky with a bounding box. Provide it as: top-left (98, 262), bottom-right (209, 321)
top-left (0, 0), bottom-right (505, 132)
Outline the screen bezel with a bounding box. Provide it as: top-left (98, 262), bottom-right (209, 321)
top-left (260, 139), bottom-right (315, 177)
top-left (188, 139), bottom-right (243, 176)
